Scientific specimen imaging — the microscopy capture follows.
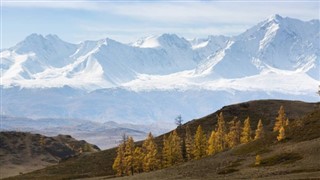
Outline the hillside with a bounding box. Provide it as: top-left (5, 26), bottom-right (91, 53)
top-left (115, 109), bottom-right (320, 180)
top-left (5, 99), bottom-right (319, 180)
top-left (0, 132), bottom-right (100, 178)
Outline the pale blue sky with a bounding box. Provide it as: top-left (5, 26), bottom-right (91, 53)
top-left (1, 0), bottom-right (319, 48)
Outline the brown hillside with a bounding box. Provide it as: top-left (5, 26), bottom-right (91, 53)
top-left (0, 132), bottom-right (100, 179)
top-left (151, 99), bottom-right (319, 150)
top-left (96, 108), bottom-right (320, 180)
top-left (6, 100), bottom-right (319, 180)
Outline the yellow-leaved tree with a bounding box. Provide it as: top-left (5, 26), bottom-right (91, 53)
top-left (162, 135), bottom-right (171, 168)
top-left (193, 125), bottom-right (207, 159)
top-left (226, 119), bottom-right (241, 148)
top-left (254, 119), bottom-right (265, 140)
top-left (171, 130), bottom-right (183, 164)
top-left (235, 120), bottom-right (242, 145)
top-left (241, 117), bottom-right (252, 144)
top-left (162, 130), bottom-right (183, 167)
top-left (185, 125), bottom-right (193, 160)
top-left (133, 147), bottom-right (144, 173)
top-left (113, 143), bottom-right (126, 176)
top-left (124, 136), bottom-right (135, 175)
top-left (142, 132), bottom-right (159, 172)
top-left (274, 106), bottom-right (288, 132)
top-left (277, 126), bottom-right (286, 141)
top-left (255, 154), bottom-right (261, 165)
top-left (215, 112), bottom-right (226, 152)
top-left (207, 130), bottom-right (216, 155)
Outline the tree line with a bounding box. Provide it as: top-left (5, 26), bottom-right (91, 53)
top-left (113, 105), bottom-right (289, 176)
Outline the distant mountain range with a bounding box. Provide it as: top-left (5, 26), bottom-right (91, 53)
top-left (1, 14), bottom-right (319, 130)
top-left (1, 115), bottom-right (171, 149)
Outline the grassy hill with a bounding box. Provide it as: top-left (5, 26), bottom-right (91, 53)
top-left (113, 108), bottom-right (320, 180)
top-left (0, 132), bottom-right (100, 179)
top-left (5, 99), bottom-right (320, 180)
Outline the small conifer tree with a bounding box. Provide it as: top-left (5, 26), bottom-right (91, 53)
top-left (193, 125), bottom-right (207, 159)
top-left (277, 126), bottom-right (286, 141)
top-left (207, 130), bottom-right (216, 155)
top-left (185, 125), bottom-right (193, 160)
top-left (124, 137), bottom-right (135, 175)
top-left (133, 147), bottom-right (144, 173)
top-left (142, 132), bottom-right (159, 172)
top-left (171, 130), bottom-right (183, 164)
top-left (235, 120), bottom-right (242, 145)
top-left (216, 112), bottom-right (226, 151)
top-left (274, 106), bottom-right (287, 132)
top-left (255, 154), bottom-right (261, 165)
top-left (113, 143), bottom-right (126, 176)
top-left (226, 119), bottom-right (241, 148)
top-left (162, 130), bottom-right (183, 167)
top-left (241, 117), bottom-right (252, 144)
top-left (254, 119), bottom-right (265, 140)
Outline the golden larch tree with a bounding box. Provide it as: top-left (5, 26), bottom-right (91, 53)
top-left (124, 136), bottom-right (135, 175)
top-left (241, 117), bottom-right (252, 144)
top-left (255, 154), bottom-right (261, 165)
top-left (254, 119), bottom-right (265, 140)
top-left (207, 130), bottom-right (217, 155)
top-left (171, 130), bottom-right (183, 164)
top-left (277, 126), bottom-right (286, 141)
top-left (193, 125), bottom-right (207, 159)
top-left (162, 135), bottom-right (172, 167)
top-left (215, 112), bottom-right (226, 151)
top-left (185, 125), bottom-right (193, 160)
top-left (226, 119), bottom-right (241, 148)
top-left (235, 120), bottom-right (242, 145)
top-left (274, 105), bottom-right (287, 132)
top-left (162, 130), bottom-right (183, 167)
top-left (133, 147), bottom-right (144, 173)
top-left (142, 132), bottom-right (159, 172)
top-left (113, 143), bottom-right (126, 176)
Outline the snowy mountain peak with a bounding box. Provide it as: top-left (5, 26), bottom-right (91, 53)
top-left (18, 33), bottom-right (67, 47)
top-left (157, 33), bottom-right (191, 49)
top-left (11, 33), bottom-right (76, 56)
top-left (267, 14), bottom-right (283, 23)
top-left (131, 35), bottom-right (160, 48)
top-left (194, 15), bottom-right (319, 79)
top-left (45, 34), bottom-right (62, 41)
top-left (24, 33), bottom-right (45, 42)
top-left (132, 33), bottom-right (190, 49)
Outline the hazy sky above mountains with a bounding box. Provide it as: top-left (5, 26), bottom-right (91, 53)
top-left (1, 0), bottom-right (319, 48)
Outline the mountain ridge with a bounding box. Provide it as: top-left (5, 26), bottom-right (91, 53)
top-left (1, 14), bottom-right (319, 126)
top-left (1, 14), bottom-right (319, 90)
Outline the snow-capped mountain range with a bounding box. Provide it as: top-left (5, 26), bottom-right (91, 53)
top-left (1, 15), bottom-right (319, 126)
